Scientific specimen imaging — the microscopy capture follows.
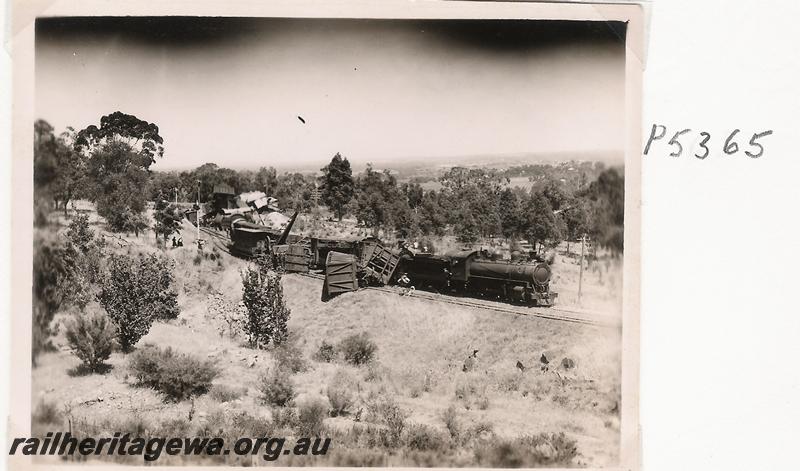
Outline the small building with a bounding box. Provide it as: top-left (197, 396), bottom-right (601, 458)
top-left (212, 184), bottom-right (236, 210)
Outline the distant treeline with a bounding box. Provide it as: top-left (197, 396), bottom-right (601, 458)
top-left (33, 111), bottom-right (624, 252)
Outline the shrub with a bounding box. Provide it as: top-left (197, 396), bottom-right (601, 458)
top-left (338, 332), bottom-right (377, 366)
top-left (156, 417), bottom-right (192, 437)
top-left (209, 384), bottom-right (246, 403)
top-left (404, 423), bottom-right (447, 451)
top-left (497, 371), bottom-right (523, 392)
top-left (271, 406), bottom-right (298, 431)
top-left (128, 345), bottom-right (219, 401)
top-left (366, 395), bottom-right (406, 448)
top-left (473, 433), bottom-right (578, 468)
top-left (442, 405), bottom-right (461, 443)
top-left (241, 267), bottom-right (290, 349)
top-left (313, 341), bottom-right (336, 363)
top-left (32, 400), bottom-right (62, 427)
top-left (65, 311), bottom-right (117, 372)
top-left (258, 367), bottom-right (295, 407)
top-left (327, 369), bottom-right (357, 417)
top-left (197, 410), bottom-right (274, 440)
top-left (470, 420), bottom-right (494, 437)
top-left (272, 334), bottom-right (307, 373)
top-left (98, 254), bottom-right (180, 351)
top-left (363, 361), bottom-right (383, 382)
top-left (67, 214), bottom-right (95, 253)
top-left (296, 398), bottom-right (328, 437)
top-left (228, 411), bottom-right (274, 438)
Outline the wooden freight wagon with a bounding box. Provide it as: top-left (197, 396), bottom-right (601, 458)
top-left (358, 238), bottom-right (401, 285)
top-left (322, 251), bottom-right (358, 300)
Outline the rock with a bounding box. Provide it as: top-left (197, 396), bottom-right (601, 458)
top-left (561, 358), bottom-right (575, 369)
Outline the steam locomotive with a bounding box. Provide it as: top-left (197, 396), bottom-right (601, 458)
top-left (398, 249), bottom-right (557, 307)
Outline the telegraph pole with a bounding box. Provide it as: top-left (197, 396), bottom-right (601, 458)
top-left (196, 180), bottom-right (201, 249)
top-left (578, 234), bottom-right (585, 305)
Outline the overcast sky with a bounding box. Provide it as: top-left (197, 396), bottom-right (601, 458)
top-left (35, 17), bottom-right (626, 171)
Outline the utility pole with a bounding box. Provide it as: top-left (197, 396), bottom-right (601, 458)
top-left (196, 180), bottom-right (201, 249)
top-left (578, 234), bottom-right (585, 305)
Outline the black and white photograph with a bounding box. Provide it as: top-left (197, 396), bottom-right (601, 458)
top-left (16, 1), bottom-right (642, 468)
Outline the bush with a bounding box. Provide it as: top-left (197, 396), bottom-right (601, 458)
top-left (296, 398), bottom-right (328, 437)
top-left (313, 341), bottom-right (336, 363)
top-left (366, 395), bottom-right (407, 448)
top-left (157, 417), bottom-right (192, 437)
top-left (272, 334), bottom-right (307, 373)
top-left (67, 214), bottom-right (94, 253)
top-left (65, 311), bottom-right (117, 372)
top-left (271, 406), bottom-right (298, 431)
top-left (98, 254), bottom-right (179, 351)
top-left (327, 369), bottom-right (357, 417)
top-left (473, 432), bottom-right (578, 468)
top-left (442, 405), bottom-right (461, 443)
top-left (209, 384), bottom-right (246, 403)
top-left (128, 345), bottom-right (219, 401)
top-left (338, 332), bottom-right (377, 366)
top-left (241, 267), bottom-right (290, 349)
top-left (258, 367), bottom-right (295, 407)
top-left (32, 400), bottom-right (62, 427)
top-left (404, 423), bottom-right (447, 451)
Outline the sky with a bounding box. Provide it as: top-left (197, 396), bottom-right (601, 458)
top-left (35, 17), bottom-right (626, 171)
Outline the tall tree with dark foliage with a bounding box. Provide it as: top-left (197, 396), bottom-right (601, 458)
top-left (76, 112), bottom-right (165, 233)
top-left (319, 153), bottom-right (354, 221)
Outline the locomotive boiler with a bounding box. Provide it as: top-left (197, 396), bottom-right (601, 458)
top-left (401, 249), bottom-right (557, 306)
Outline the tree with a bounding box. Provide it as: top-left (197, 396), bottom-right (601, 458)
top-left (524, 192), bottom-right (562, 251)
top-left (439, 167), bottom-right (505, 238)
top-left (402, 182), bottom-right (424, 210)
top-left (562, 200), bottom-right (590, 243)
top-left (274, 172), bottom-right (316, 212)
top-left (498, 188), bottom-right (524, 239)
top-left (51, 127), bottom-right (88, 214)
top-left (75, 111), bottom-right (164, 161)
top-left (580, 168), bottom-right (624, 253)
top-left (153, 202), bottom-right (184, 244)
top-left (318, 153), bottom-right (354, 221)
top-left (354, 165), bottom-right (395, 229)
top-left (34, 120), bottom-right (88, 221)
top-left (416, 190), bottom-right (448, 237)
top-left (241, 267), bottom-right (291, 349)
top-left (454, 207), bottom-right (480, 244)
top-left (97, 254), bottom-right (179, 352)
top-left (255, 166), bottom-right (279, 195)
top-left (147, 171), bottom-right (183, 202)
top-left (77, 112), bottom-right (165, 233)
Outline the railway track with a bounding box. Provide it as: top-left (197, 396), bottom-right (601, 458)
top-left (192, 222), bottom-right (617, 328)
top-left (198, 226), bottom-right (234, 255)
top-left (295, 272), bottom-right (619, 328)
